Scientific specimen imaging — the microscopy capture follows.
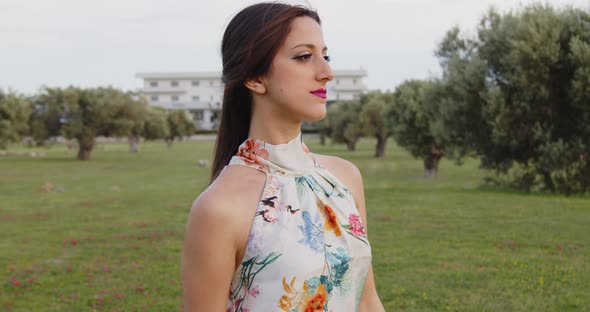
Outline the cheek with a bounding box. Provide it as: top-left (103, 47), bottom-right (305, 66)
top-left (269, 75), bottom-right (293, 97)
top-left (270, 60), bottom-right (305, 87)
top-left (266, 60), bottom-right (308, 99)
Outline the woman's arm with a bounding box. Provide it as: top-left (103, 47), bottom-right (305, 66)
top-left (359, 265), bottom-right (386, 312)
top-left (182, 190), bottom-right (238, 311)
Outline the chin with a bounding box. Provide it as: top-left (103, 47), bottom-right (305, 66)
top-left (303, 109), bottom-right (327, 122)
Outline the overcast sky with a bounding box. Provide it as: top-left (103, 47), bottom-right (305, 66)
top-left (1, 0), bottom-right (588, 94)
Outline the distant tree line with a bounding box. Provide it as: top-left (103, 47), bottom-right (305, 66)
top-left (320, 4), bottom-right (590, 194)
top-left (2, 4), bottom-right (587, 194)
top-left (0, 86), bottom-right (195, 160)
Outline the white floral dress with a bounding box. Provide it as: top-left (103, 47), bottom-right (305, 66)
top-left (225, 132), bottom-right (372, 312)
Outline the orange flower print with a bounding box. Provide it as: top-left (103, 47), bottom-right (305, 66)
top-left (280, 277), bottom-right (331, 312)
top-left (304, 284), bottom-right (328, 312)
top-left (238, 138), bottom-right (269, 165)
top-left (302, 142), bottom-right (311, 153)
top-left (323, 204), bottom-right (342, 236)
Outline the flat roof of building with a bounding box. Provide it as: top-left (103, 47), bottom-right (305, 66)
top-left (136, 68), bottom-right (367, 80)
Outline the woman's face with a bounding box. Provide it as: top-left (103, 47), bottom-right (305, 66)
top-left (260, 16), bottom-right (334, 122)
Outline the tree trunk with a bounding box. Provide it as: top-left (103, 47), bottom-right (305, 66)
top-left (346, 139), bottom-right (356, 151)
top-left (128, 135), bottom-right (139, 153)
top-left (375, 136), bottom-right (387, 158)
top-left (319, 133), bottom-right (326, 145)
top-left (541, 170), bottom-right (556, 193)
top-left (423, 146), bottom-right (443, 178)
top-left (423, 157), bottom-right (434, 178)
top-left (77, 138), bottom-right (94, 160)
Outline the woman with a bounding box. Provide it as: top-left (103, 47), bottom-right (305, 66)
top-left (182, 2), bottom-right (385, 311)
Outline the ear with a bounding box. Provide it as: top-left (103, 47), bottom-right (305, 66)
top-left (244, 77), bottom-right (267, 95)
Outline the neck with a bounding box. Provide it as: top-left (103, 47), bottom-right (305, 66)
top-left (248, 97), bottom-right (303, 144)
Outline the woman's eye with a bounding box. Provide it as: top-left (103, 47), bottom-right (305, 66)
top-left (294, 54), bottom-right (312, 61)
top-left (293, 54), bottom-right (331, 63)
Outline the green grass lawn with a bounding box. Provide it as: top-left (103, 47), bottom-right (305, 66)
top-left (1, 137), bottom-right (589, 311)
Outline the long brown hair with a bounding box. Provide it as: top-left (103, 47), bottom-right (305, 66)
top-left (210, 2), bottom-right (321, 183)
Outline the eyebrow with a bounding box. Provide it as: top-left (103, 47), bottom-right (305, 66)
top-left (291, 43), bottom-right (328, 52)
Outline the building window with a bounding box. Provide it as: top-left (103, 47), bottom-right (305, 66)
top-left (336, 79), bottom-right (340, 85)
top-left (210, 95), bottom-right (214, 101)
top-left (171, 81), bottom-right (179, 87)
top-left (193, 110), bottom-right (204, 121)
top-left (150, 95), bottom-right (159, 101)
top-left (150, 81), bottom-right (158, 87)
top-left (210, 110), bottom-right (219, 123)
top-left (171, 95), bottom-right (179, 101)
top-left (353, 79), bottom-right (357, 85)
top-left (192, 96), bottom-right (200, 101)
top-left (209, 80), bottom-right (214, 86)
top-left (192, 80), bottom-right (200, 86)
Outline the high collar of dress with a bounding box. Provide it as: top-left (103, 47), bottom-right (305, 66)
top-left (235, 131), bottom-right (316, 176)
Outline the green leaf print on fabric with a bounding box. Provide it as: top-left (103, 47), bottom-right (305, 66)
top-left (320, 173), bottom-right (346, 199)
top-left (326, 247), bottom-right (351, 290)
top-left (295, 175), bottom-right (336, 198)
top-left (230, 252), bottom-right (281, 312)
top-left (295, 175), bottom-right (318, 198)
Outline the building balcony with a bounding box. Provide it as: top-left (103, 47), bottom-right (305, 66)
top-left (140, 87), bottom-right (186, 94)
top-left (136, 72), bottom-right (221, 80)
top-left (149, 101), bottom-right (221, 110)
top-left (330, 84), bottom-right (368, 92)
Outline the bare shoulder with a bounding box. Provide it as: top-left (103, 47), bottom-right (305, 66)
top-left (196, 165), bottom-right (267, 208)
top-left (313, 153), bottom-right (364, 198)
top-left (189, 164), bottom-right (267, 234)
top-left (314, 153), bottom-right (362, 182)
top-left (182, 165), bottom-right (267, 310)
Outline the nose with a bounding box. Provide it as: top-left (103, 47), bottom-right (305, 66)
top-left (316, 57), bottom-right (334, 82)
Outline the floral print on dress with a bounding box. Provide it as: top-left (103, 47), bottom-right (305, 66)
top-left (228, 252), bottom-right (281, 312)
top-left (348, 214), bottom-right (366, 237)
top-left (342, 214), bottom-right (369, 246)
top-left (226, 132), bottom-right (372, 312)
top-left (322, 203), bottom-right (342, 237)
top-left (279, 247), bottom-right (352, 312)
top-left (263, 175), bottom-right (283, 197)
top-left (236, 138), bottom-right (271, 173)
top-left (237, 138), bottom-right (269, 164)
top-left (279, 276), bottom-right (329, 312)
top-left (297, 211), bottom-right (325, 253)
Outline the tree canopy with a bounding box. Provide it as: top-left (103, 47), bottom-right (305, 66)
top-left (0, 89), bottom-right (31, 149)
top-left (427, 4), bottom-right (590, 193)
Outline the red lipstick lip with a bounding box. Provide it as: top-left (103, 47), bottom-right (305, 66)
top-left (310, 88), bottom-right (327, 99)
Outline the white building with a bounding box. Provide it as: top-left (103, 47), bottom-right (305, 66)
top-left (136, 69), bottom-right (367, 130)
